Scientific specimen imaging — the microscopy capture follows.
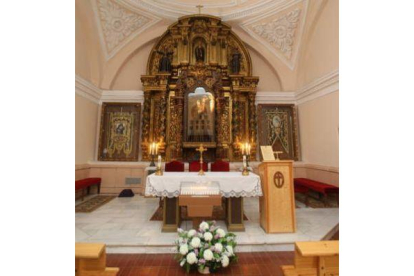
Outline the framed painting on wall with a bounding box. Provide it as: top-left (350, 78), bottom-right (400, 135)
top-left (257, 104), bottom-right (300, 161)
top-left (98, 102), bottom-right (141, 161)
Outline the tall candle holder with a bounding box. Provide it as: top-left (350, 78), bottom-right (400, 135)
top-left (155, 155), bottom-right (163, 176)
top-left (242, 155), bottom-right (249, 176)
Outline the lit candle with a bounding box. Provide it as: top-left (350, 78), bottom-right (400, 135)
top-left (155, 143), bottom-right (158, 154)
top-left (241, 144), bottom-right (245, 155)
top-left (247, 144), bottom-right (251, 155)
top-left (243, 155), bottom-right (247, 168)
top-left (158, 155), bottom-right (161, 169)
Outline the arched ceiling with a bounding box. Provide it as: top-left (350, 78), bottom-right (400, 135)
top-left (77, 0), bottom-right (328, 90)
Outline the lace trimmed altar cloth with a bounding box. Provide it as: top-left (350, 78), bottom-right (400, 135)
top-left (145, 172), bottom-right (262, 198)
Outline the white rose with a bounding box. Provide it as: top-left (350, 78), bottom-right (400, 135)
top-left (199, 221), bottom-right (209, 231)
top-left (179, 244), bottom-right (189, 255)
top-left (214, 243), bottom-right (223, 252)
top-left (190, 237), bottom-right (201, 248)
top-left (221, 255), bottom-right (229, 267)
top-left (186, 252), bottom-right (197, 264)
top-left (226, 245), bottom-right (234, 256)
top-left (204, 232), bottom-right (213, 241)
top-left (216, 229), bottom-right (226, 238)
top-left (203, 249), bottom-right (213, 261)
top-left (188, 229), bottom-right (197, 238)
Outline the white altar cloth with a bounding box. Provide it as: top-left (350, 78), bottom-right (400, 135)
top-left (145, 172), bottom-right (262, 198)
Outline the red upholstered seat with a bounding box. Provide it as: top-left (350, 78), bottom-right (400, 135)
top-left (294, 178), bottom-right (338, 195)
top-left (189, 161), bottom-right (208, 172)
top-left (211, 160), bottom-right (230, 172)
top-left (75, 178), bottom-right (101, 190)
top-left (75, 178), bottom-right (102, 201)
top-left (165, 160), bottom-right (185, 172)
top-left (294, 185), bottom-right (309, 193)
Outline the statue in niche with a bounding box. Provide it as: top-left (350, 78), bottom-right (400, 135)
top-left (195, 41), bottom-right (205, 62)
top-left (157, 49), bottom-right (173, 72)
top-left (230, 50), bottom-right (242, 74)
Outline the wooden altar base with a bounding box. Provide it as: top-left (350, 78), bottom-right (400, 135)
top-left (162, 197), bottom-right (245, 232)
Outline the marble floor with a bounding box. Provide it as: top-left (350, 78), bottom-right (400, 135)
top-left (75, 195), bottom-right (339, 253)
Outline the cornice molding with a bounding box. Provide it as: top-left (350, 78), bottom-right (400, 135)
top-left (296, 69), bottom-right (339, 105)
top-left (75, 75), bottom-right (102, 104)
top-left (100, 90), bottom-right (144, 103)
top-left (75, 70), bottom-right (338, 106)
top-left (255, 91), bottom-right (296, 104)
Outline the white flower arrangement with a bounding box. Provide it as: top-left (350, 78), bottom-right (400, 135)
top-left (175, 221), bottom-right (238, 274)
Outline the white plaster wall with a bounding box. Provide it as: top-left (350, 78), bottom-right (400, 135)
top-left (298, 91), bottom-right (339, 168)
top-left (75, 94), bottom-right (99, 164)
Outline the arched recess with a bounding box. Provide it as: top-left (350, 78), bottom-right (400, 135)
top-left (231, 26), bottom-right (301, 91)
top-left (246, 45), bottom-right (283, 91)
top-left (100, 21), bottom-right (173, 89)
top-left (110, 38), bottom-right (159, 90)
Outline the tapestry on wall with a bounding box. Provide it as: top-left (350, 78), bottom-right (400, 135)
top-left (257, 104), bottom-right (300, 161)
top-left (98, 103), bottom-right (141, 161)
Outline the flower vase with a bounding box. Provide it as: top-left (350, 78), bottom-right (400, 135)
top-left (198, 266), bottom-right (210, 274)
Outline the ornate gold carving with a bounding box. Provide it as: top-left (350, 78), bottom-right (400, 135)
top-left (141, 15), bottom-right (259, 161)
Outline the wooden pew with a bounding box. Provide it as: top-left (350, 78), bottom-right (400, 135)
top-left (282, 241), bottom-right (339, 276)
top-left (75, 243), bottom-right (119, 276)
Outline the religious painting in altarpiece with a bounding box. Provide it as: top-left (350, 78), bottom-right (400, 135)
top-left (98, 103), bottom-right (141, 161)
top-left (257, 104), bottom-right (300, 161)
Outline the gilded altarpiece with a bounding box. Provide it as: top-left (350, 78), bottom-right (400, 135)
top-left (141, 15), bottom-right (259, 162)
top-left (257, 104), bottom-right (300, 161)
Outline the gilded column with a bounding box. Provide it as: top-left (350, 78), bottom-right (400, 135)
top-left (141, 91), bottom-right (152, 160)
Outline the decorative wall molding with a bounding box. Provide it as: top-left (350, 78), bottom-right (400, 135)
top-left (296, 69), bottom-right (339, 105)
top-left (100, 90), bottom-right (144, 103)
top-left (127, 0), bottom-right (286, 21)
top-left (92, 0), bottom-right (161, 60)
top-left (75, 75), bottom-right (145, 104)
top-left (255, 91), bottom-right (296, 104)
top-left (75, 75), bottom-right (102, 104)
top-left (76, 69), bottom-right (338, 106)
top-left (241, 0), bottom-right (308, 70)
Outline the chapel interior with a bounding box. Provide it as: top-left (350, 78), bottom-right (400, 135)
top-left (75, 0), bottom-right (339, 275)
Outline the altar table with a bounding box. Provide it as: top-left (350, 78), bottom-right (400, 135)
top-left (146, 172), bottom-right (262, 232)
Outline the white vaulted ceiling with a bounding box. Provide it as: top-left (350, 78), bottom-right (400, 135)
top-left (77, 0), bottom-right (335, 91)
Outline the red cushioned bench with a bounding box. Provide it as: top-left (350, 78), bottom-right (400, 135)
top-left (294, 178), bottom-right (339, 207)
top-left (75, 178), bottom-right (101, 201)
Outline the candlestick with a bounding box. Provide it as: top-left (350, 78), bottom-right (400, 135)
top-left (155, 155), bottom-right (163, 176)
top-left (242, 155), bottom-right (249, 176)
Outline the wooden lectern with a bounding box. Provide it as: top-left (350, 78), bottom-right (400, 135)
top-left (258, 160), bottom-right (296, 233)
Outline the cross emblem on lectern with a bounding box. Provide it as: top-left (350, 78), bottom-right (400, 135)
top-left (273, 171), bottom-right (285, 188)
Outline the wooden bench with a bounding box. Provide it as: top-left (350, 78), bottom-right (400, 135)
top-left (294, 178), bottom-right (339, 207)
top-left (75, 243), bottom-right (119, 276)
top-left (75, 178), bottom-right (101, 201)
top-left (282, 241), bottom-right (339, 276)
